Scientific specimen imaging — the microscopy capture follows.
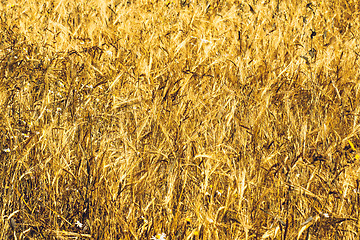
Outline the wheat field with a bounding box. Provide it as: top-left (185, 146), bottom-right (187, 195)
top-left (1, 0), bottom-right (360, 239)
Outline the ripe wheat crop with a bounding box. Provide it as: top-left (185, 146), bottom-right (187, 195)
top-left (1, 0), bottom-right (360, 239)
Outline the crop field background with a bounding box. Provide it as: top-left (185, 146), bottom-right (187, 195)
top-left (1, 0), bottom-right (360, 239)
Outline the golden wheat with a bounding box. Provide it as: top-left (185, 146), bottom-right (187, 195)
top-left (1, 0), bottom-right (360, 239)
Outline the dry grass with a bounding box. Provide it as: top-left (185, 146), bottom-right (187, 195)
top-left (1, 0), bottom-right (360, 239)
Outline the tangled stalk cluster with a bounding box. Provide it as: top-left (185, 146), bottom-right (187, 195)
top-left (0, 0), bottom-right (360, 239)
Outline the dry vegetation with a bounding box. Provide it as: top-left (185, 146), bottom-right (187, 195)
top-left (1, 0), bottom-right (360, 239)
